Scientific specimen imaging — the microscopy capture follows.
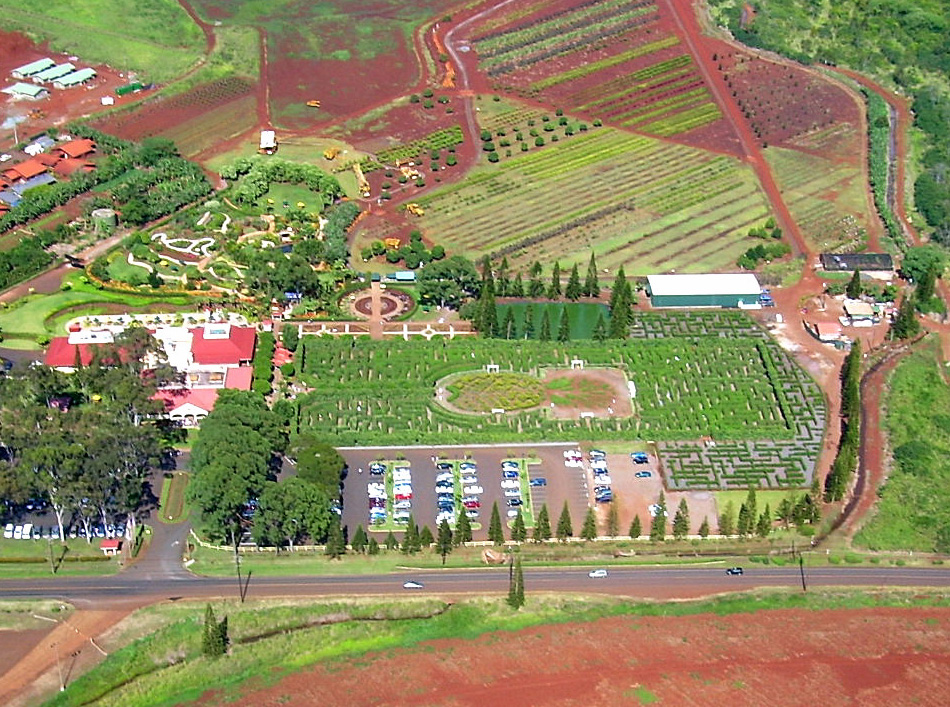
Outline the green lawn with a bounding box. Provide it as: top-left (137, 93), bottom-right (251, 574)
top-left (855, 340), bottom-right (950, 552)
top-left (158, 472), bottom-right (191, 524)
top-left (496, 302), bottom-right (609, 339)
top-left (2, 0), bottom-right (205, 82)
top-left (0, 538), bottom-right (119, 578)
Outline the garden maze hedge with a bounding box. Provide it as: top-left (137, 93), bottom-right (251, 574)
top-left (296, 312), bottom-right (825, 489)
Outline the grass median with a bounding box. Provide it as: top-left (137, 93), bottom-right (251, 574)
top-left (158, 472), bottom-right (191, 524)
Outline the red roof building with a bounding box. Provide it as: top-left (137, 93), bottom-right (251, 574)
top-left (153, 387), bottom-right (219, 426)
top-left (225, 366), bottom-right (253, 390)
top-left (55, 138), bottom-right (96, 159)
top-left (190, 324), bottom-right (256, 366)
top-left (53, 158), bottom-right (94, 177)
top-left (44, 333), bottom-right (121, 370)
top-left (34, 153), bottom-right (59, 167)
top-left (4, 159), bottom-right (48, 182)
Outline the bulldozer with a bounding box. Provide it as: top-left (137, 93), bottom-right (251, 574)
top-left (323, 147), bottom-right (340, 160)
top-left (405, 203), bottom-right (425, 217)
top-left (306, 99), bottom-right (321, 108)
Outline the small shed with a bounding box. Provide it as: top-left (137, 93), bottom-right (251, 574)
top-left (99, 538), bottom-right (122, 556)
top-left (53, 68), bottom-right (96, 89)
top-left (646, 273), bottom-right (762, 308)
top-left (11, 57), bottom-right (54, 79)
top-left (813, 321), bottom-right (842, 342)
top-left (2, 82), bottom-right (49, 100)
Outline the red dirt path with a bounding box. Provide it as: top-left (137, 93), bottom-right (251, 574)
top-left (197, 606), bottom-right (950, 706)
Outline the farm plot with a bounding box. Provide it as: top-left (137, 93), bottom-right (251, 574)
top-left (712, 48), bottom-right (862, 149)
top-left (469, 0), bottom-right (734, 143)
top-left (295, 311), bottom-right (825, 488)
top-left (92, 78), bottom-right (257, 150)
top-left (765, 146), bottom-right (875, 253)
top-left (416, 126), bottom-right (770, 274)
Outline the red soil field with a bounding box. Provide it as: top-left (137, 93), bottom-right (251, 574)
top-left (196, 606), bottom-right (950, 706)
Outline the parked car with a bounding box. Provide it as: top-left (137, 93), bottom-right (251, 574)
top-left (648, 503), bottom-right (667, 517)
top-left (394, 500), bottom-right (412, 510)
top-left (634, 471), bottom-right (652, 478)
top-left (502, 470), bottom-right (519, 479)
top-left (630, 452), bottom-right (650, 464)
top-left (13, 525), bottom-right (23, 539)
top-left (465, 509), bottom-right (479, 519)
top-left (460, 462), bottom-right (477, 471)
top-left (3, 523), bottom-right (12, 539)
top-left (506, 498), bottom-right (523, 507)
top-left (435, 484), bottom-right (454, 494)
top-left (593, 474), bottom-right (612, 486)
top-left (500, 479), bottom-right (519, 489)
top-left (726, 567), bottom-right (744, 576)
top-left (394, 493), bottom-right (412, 501)
top-left (21, 523), bottom-right (33, 539)
top-left (463, 485), bottom-right (483, 495)
top-left (463, 500), bottom-right (480, 509)
top-left (588, 569), bottom-right (608, 578)
top-left (403, 580), bottom-right (424, 589)
top-left (369, 498), bottom-right (385, 508)
top-left (436, 472), bottom-right (454, 483)
top-left (589, 449), bottom-right (606, 460)
top-left (590, 460), bottom-right (608, 471)
top-left (369, 463), bottom-right (386, 475)
top-left (529, 478), bottom-right (547, 487)
top-left (436, 462), bottom-right (453, 471)
top-left (595, 494), bottom-right (613, 504)
top-left (501, 461), bottom-right (520, 471)
top-left (462, 475), bottom-right (478, 485)
top-left (504, 488), bottom-right (522, 498)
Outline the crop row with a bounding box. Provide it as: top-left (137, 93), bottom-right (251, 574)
top-left (530, 34), bottom-right (678, 92)
top-left (641, 102), bottom-right (722, 136)
top-left (574, 60), bottom-right (694, 111)
top-left (484, 12), bottom-right (658, 76)
top-left (366, 125), bottom-right (464, 168)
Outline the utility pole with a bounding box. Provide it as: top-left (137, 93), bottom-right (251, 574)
top-left (799, 555), bottom-right (807, 592)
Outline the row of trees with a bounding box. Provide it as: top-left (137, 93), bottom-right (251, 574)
top-left (824, 341), bottom-right (861, 501)
top-left (0, 328), bottom-right (178, 541)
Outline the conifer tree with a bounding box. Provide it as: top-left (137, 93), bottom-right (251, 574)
top-left (401, 514), bottom-right (421, 554)
top-left (718, 501), bottom-right (736, 536)
top-left (437, 519), bottom-right (453, 564)
top-left (325, 520), bottom-right (346, 559)
top-left (367, 537), bottom-right (380, 555)
top-left (698, 516), bottom-right (710, 538)
top-left (737, 502), bottom-right (751, 536)
top-left (547, 261), bottom-right (562, 299)
top-left (581, 507), bottom-right (597, 540)
top-left (384, 530), bottom-right (398, 550)
top-left (455, 510), bottom-right (473, 545)
top-left (523, 303), bottom-right (535, 339)
top-left (672, 498), bottom-right (689, 540)
top-left (629, 514), bottom-right (642, 538)
top-left (497, 256), bottom-right (510, 297)
top-left (477, 256), bottom-right (498, 336)
top-left (756, 504), bottom-right (772, 538)
top-left (608, 265), bottom-right (631, 338)
top-left (583, 252), bottom-right (599, 297)
top-left (529, 261), bottom-right (545, 297)
top-left (846, 268), bottom-right (863, 299)
top-left (418, 525), bottom-right (434, 548)
top-left (592, 312), bottom-right (607, 341)
top-left (534, 503), bottom-right (551, 541)
top-left (507, 555), bottom-right (525, 609)
top-left (649, 491), bottom-right (667, 541)
top-left (503, 307), bottom-right (516, 339)
top-left (891, 296), bottom-right (920, 339)
top-left (556, 501), bottom-right (573, 541)
top-left (607, 502), bottom-right (620, 537)
top-left (565, 263), bottom-right (582, 300)
top-left (511, 509), bottom-right (527, 542)
top-left (511, 271), bottom-right (525, 297)
top-left (557, 308), bottom-right (571, 342)
top-left (488, 501), bottom-right (505, 545)
top-left (351, 524), bottom-right (367, 554)
top-left (539, 308), bottom-right (552, 340)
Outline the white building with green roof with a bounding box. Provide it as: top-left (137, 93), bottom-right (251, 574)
top-left (53, 68), bottom-right (96, 89)
top-left (32, 62), bottom-right (75, 84)
top-left (11, 57), bottom-right (54, 79)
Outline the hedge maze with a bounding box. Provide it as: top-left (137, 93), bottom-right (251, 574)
top-left (295, 311), bottom-right (825, 489)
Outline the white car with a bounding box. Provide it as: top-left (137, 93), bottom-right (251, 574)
top-left (463, 485), bottom-right (483, 495)
top-left (394, 466), bottom-right (410, 474)
top-left (462, 475), bottom-right (478, 485)
top-left (393, 500), bottom-right (412, 510)
top-left (588, 569), bottom-right (608, 579)
top-left (3, 523), bottom-right (12, 539)
top-left (368, 483), bottom-right (385, 493)
top-left (403, 580), bottom-right (424, 589)
top-left (593, 474), bottom-right (612, 486)
top-left (507, 509), bottom-right (520, 518)
top-left (393, 471), bottom-right (412, 482)
top-left (21, 523), bottom-right (32, 540)
top-left (436, 511), bottom-right (455, 524)
top-left (504, 488), bottom-right (522, 498)
top-left (460, 462), bottom-right (477, 471)
top-left (435, 472), bottom-right (454, 483)
top-left (501, 461), bottom-right (520, 470)
top-left (648, 504), bottom-right (668, 517)
top-left (0, 154), bottom-right (11, 163)
top-left (500, 479), bottom-right (520, 489)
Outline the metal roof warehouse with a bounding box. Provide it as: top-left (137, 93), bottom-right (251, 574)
top-left (646, 273), bottom-right (762, 308)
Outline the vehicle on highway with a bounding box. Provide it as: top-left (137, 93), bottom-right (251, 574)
top-left (726, 567), bottom-right (744, 576)
top-left (588, 569), bottom-right (608, 578)
top-left (634, 471), bottom-right (652, 478)
top-left (403, 580), bottom-right (424, 589)
top-left (529, 478), bottom-right (547, 487)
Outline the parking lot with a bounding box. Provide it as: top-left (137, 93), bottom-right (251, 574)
top-left (340, 444), bottom-right (587, 541)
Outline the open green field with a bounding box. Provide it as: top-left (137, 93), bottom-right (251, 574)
top-left (40, 589), bottom-right (950, 707)
top-left (855, 340), bottom-right (950, 552)
top-left (416, 123), bottom-right (770, 274)
top-left (2, 0), bottom-right (205, 82)
top-left (0, 539), bottom-right (118, 578)
top-left (158, 472), bottom-right (191, 524)
top-left (295, 311), bottom-right (825, 488)
top-left (0, 275), bottom-right (192, 341)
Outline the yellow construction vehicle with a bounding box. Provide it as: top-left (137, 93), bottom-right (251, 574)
top-left (306, 100), bottom-right (321, 108)
top-left (406, 203), bottom-right (425, 217)
top-left (323, 147), bottom-right (340, 160)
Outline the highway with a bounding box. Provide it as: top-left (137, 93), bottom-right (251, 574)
top-left (3, 565), bottom-right (950, 606)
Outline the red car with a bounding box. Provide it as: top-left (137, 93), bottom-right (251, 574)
top-left (395, 493), bottom-right (412, 501)
top-left (463, 500), bottom-right (481, 509)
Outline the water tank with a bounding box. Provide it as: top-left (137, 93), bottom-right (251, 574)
top-left (91, 208), bottom-right (117, 230)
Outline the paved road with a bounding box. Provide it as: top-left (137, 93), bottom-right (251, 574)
top-left (3, 566), bottom-right (950, 607)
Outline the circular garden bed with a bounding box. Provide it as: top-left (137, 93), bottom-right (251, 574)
top-left (443, 372), bottom-right (544, 413)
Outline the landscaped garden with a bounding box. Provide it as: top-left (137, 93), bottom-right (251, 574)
top-left (293, 311), bottom-right (825, 489)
